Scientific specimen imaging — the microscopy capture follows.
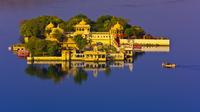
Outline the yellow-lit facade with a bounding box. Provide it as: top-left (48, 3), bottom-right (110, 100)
top-left (71, 20), bottom-right (124, 47)
top-left (44, 20), bottom-right (124, 47)
top-left (45, 23), bottom-right (64, 42)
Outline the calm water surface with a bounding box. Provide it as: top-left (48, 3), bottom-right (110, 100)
top-left (1, 0), bottom-right (200, 112)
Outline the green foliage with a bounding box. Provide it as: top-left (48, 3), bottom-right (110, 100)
top-left (20, 16), bottom-right (64, 38)
top-left (62, 14), bottom-right (94, 32)
top-left (124, 26), bottom-right (145, 38)
top-left (59, 21), bottom-right (69, 32)
top-left (132, 26), bottom-right (145, 38)
top-left (94, 15), bottom-right (129, 32)
top-left (101, 44), bottom-right (117, 53)
top-left (20, 14), bottom-right (146, 41)
top-left (46, 42), bottom-right (61, 56)
top-left (20, 20), bottom-right (42, 38)
top-left (125, 27), bottom-right (134, 37)
top-left (25, 37), bottom-right (47, 56)
top-left (74, 35), bottom-right (88, 50)
top-left (25, 37), bottom-right (61, 56)
top-left (51, 29), bottom-right (65, 42)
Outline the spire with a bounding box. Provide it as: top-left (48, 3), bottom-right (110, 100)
top-left (46, 22), bottom-right (55, 30)
top-left (79, 19), bottom-right (87, 25)
top-left (112, 21), bottom-right (123, 30)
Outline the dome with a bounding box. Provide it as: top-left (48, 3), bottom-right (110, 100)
top-left (79, 19), bottom-right (87, 25)
top-left (46, 22), bottom-right (55, 30)
top-left (112, 22), bottom-right (123, 30)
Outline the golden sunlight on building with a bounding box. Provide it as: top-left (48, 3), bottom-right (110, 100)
top-left (74, 19), bottom-right (91, 37)
top-left (72, 20), bottom-right (124, 47)
top-left (45, 23), bottom-right (64, 42)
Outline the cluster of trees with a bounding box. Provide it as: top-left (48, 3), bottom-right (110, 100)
top-left (60, 14), bottom-right (95, 32)
top-left (25, 63), bottom-right (111, 84)
top-left (97, 44), bottom-right (117, 53)
top-left (20, 16), bottom-right (63, 39)
top-left (93, 15), bottom-right (129, 32)
top-left (124, 26), bottom-right (146, 38)
top-left (20, 14), bottom-right (146, 40)
top-left (19, 14), bottom-right (147, 55)
top-left (26, 37), bottom-right (61, 56)
top-left (74, 35), bottom-right (89, 50)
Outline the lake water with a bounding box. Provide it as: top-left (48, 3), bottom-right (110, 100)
top-left (1, 0), bottom-right (200, 112)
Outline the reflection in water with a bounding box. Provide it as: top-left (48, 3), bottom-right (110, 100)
top-left (24, 47), bottom-right (169, 84)
top-left (26, 60), bottom-right (133, 84)
top-left (25, 64), bottom-right (66, 83)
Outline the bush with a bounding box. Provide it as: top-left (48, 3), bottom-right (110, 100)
top-left (26, 37), bottom-right (61, 56)
top-left (74, 35), bottom-right (88, 50)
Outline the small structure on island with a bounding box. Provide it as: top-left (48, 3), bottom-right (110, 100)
top-left (45, 22), bottom-right (64, 42)
top-left (74, 19), bottom-right (91, 37)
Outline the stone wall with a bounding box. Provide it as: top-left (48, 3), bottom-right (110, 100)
top-left (120, 39), bottom-right (170, 46)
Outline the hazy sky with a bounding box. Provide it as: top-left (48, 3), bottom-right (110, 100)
top-left (0, 0), bottom-right (191, 9)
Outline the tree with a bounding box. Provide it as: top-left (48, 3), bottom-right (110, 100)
top-left (125, 27), bottom-right (134, 37)
top-left (25, 37), bottom-right (48, 56)
top-left (46, 42), bottom-right (61, 56)
top-left (95, 15), bottom-right (130, 32)
top-left (62, 14), bottom-right (94, 32)
top-left (25, 37), bottom-right (61, 56)
top-left (20, 20), bottom-right (42, 38)
top-left (74, 35), bottom-right (88, 50)
top-left (20, 16), bottom-right (64, 39)
top-left (132, 26), bottom-right (145, 38)
top-left (50, 28), bottom-right (65, 42)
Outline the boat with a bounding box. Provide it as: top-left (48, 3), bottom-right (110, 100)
top-left (17, 50), bottom-right (30, 57)
top-left (162, 62), bottom-right (176, 68)
top-left (133, 44), bottom-right (142, 49)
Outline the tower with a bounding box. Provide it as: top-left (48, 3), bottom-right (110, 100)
top-left (110, 22), bottom-right (124, 47)
top-left (110, 22), bottom-right (124, 36)
top-left (74, 19), bottom-right (91, 37)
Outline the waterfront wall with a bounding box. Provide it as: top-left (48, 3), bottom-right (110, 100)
top-left (120, 39), bottom-right (170, 46)
top-left (109, 53), bottom-right (124, 61)
top-left (140, 46), bottom-right (170, 52)
top-left (27, 52), bottom-right (123, 61)
top-left (27, 56), bottom-right (107, 61)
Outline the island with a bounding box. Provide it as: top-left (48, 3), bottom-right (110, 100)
top-left (10, 14), bottom-right (170, 62)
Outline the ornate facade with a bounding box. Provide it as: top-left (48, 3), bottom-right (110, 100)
top-left (45, 22), bottom-right (64, 42)
top-left (72, 20), bottom-right (124, 47)
top-left (45, 20), bottom-right (125, 48)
